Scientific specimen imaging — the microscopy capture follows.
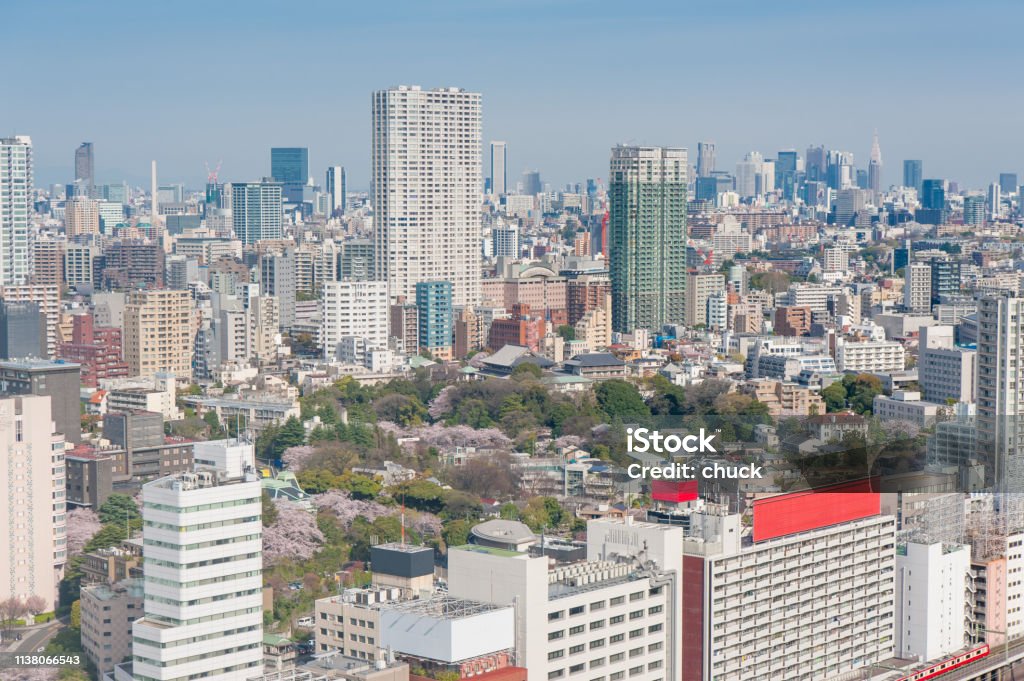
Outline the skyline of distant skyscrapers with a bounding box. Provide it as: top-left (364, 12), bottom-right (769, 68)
top-left (609, 145), bottom-right (687, 333)
top-left (372, 85), bottom-right (482, 307)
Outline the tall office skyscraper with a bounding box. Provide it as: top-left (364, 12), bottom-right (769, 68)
top-left (989, 183), bottom-right (1003, 220)
top-left (609, 146), bottom-right (687, 333)
top-left (0, 136), bottom-right (31, 285)
top-left (326, 165), bottom-right (346, 216)
top-left (999, 172), bottom-right (1018, 195)
top-left (372, 85), bottom-right (482, 307)
top-left (490, 141), bottom-right (507, 196)
top-left (0, 395), bottom-right (65, 610)
top-left (230, 180), bottom-right (283, 244)
top-left (270, 147), bottom-right (308, 184)
top-left (129, 462), bottom-right (263, 681)
top-left (696, 141), bottom-right (716, 177)
top-left (977, 294), bottom-right (1024, 491)
top-left (74, 142), bottom-right (94, 194)
top-left (805, 145), bottom-right (827, 182)
top-left (522, 170), bottom-right (542, 196)
top-left (271, 147), bottom-right (309, 203)
top-left (921, 179), bottom-right (945, 211)
top-left (903, 159), bottom-right (923, 193)
top-left (868, 130), bottom-right (882, 198)
top-left (775, 150), bottom-right (798, 201)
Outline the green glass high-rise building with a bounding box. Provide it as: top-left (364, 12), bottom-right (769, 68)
top-left (608, 146), bottom-right (687, 334)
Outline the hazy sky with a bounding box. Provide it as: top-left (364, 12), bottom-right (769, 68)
top-left (6, 0), bottom-right (1023, 192)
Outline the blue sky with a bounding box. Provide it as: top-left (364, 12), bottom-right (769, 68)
top-left (5, 0), bottom-right (1023, 191)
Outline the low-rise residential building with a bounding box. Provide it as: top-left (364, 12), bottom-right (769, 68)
top-left (81, 578), bottom-right (145, 676)
top-left (873, 390), bottom-right (944, 427)
top-left (835, 339), bottom-right (906, 373)
top-left (739, 379), bottom-right (825, 417)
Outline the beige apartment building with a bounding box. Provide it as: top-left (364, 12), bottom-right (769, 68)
top-left (0, 395), bottom-right (66, 609)
top-left (122, 289), bottom-right (194, 380)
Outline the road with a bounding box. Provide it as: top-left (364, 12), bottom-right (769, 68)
top-left (3, 619), bottom-right (63, 654)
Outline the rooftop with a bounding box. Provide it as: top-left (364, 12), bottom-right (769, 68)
top-left (384, 595), bottom-right (507, 619)
top-left (0, 358), bottom-right (81, 371)
top-left (470, 519), bottom-right (535, 545)
top-left (450, 544), bottom-right (524, 558)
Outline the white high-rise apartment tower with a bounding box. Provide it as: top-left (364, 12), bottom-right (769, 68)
top-left (372, 86), bottom-right (482, 307)
top-left (321, 280), bottom-right (390, 359)
top-left (977, 294), bottom-right (1024, 491)
top-left (0, 395), bottom-right (66, 610)
top-left (0, 136), bottom-right (32, 284)
top-left (903, 261), bottom-right (932, 313)
top-left (127, 459), bottom-right (263, 681)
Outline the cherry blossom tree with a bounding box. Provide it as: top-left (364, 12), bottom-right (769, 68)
top-left (552, 435), bottom-right (584, 451)
top-left (25, 594), bottom-right (48, 617)
top-left (262, 500), bottom-right (324, 565)
top-left (282, 445), bottom-right (316, 471)
top-left (65, 507), bottom-right (102, 557)
top-left (312, 490), bottom-right (389, 528)
top-left (428, 386), bottom-right (456, 420)
top-left (379, 422), bottom-right (512, 451)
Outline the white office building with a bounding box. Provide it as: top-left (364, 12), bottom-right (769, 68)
top-left (679, 500), bottom-right (896, 681)
top-left (448, 518), bottom-right (681, 681)
top-left (894, 542), bottom-right (971, 662)
top-left (918, 325), bottom-right (976, 404)
top-left (372, 86), bottom-right (482, 307)
top-left (781, 284), bottom-right (847, 312)
top-left (123, 468), bottom-right (263, 681)
top-left (0, 136), bottom-right (31, 284)
top-left (835, 338), bottom-right (906, 373)
top-left (321, 280), bottom-right (390, 361)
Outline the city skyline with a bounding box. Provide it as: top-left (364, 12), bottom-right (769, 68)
top-left (5, 0), bottom-right (1024, 190)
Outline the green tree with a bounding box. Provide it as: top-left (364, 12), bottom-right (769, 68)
top-left (595, 380), bottom-right (649, 421)
top-left (83, 523), bottom-right (127, 553)
top-left (70, 599), bottom-right (81, 629)
top-left (203, 410), bottom-right (223, 436)
top-left (556, 325), bottom-right (576, 342)
top-left (821, 382), bottom-right (847, 412)
top-left (272, 416), bottom-right (307, 459)
top-left (511, 362), bottom-right (543, 379)
top-left (442, 519), bottom-right (472, 548)
top-left (261, 492), bottom-right (279, 527)
top-left (97, 494), bottom-right (140, 526)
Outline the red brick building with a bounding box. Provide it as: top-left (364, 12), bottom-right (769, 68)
top-left (58, 314), bottom-right (130, 387)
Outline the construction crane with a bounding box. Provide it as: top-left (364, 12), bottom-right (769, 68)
top-left (204, 160), bottom-right (223, 184)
